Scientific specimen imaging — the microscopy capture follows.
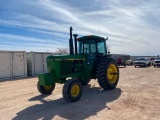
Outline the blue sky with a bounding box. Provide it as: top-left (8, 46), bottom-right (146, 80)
top-left (0, 0), bottom-right (160, 55)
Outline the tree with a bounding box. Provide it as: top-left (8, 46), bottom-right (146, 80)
top-left (55, 48), bottom-right (69, 54)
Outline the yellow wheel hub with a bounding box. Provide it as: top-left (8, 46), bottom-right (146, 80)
top-left (107, 64), bottom-right (118, 83)
top-left (44, 86), bottom-right (52, 90)
top-left (71, 85), bottom-right (80, 97)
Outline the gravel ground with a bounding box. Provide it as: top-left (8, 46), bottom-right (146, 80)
top-left (0, 66), bottom-right (160, 120)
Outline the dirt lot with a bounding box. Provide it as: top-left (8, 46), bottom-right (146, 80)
top-left (0, 66), bottom-right (160, 120)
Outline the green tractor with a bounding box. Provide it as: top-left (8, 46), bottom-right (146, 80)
top-left (37, 27), bottom-right (119, 102)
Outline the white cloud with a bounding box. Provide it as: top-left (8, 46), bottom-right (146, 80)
top-left (1, 0), bottom-right (160, 55)
top-left (0, 33), bottom-right (69, 52)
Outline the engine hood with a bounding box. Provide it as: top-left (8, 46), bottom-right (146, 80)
top-left (47, 54), bottom-right (86, 61)
top-left (154, 60), bottom-right (160, 62)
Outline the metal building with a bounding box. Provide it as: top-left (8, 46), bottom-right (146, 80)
top-left (27, 52), bottom-right (55, 76)
top-left (0, 51), bottom-right (27, 79)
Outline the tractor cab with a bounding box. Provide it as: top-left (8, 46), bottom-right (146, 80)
top-left (69, 27), bottom-right (108, 56)
top-left (77, 35), bottom-right (108, 65)
top-left (77, 35), bottom-right (107, 54)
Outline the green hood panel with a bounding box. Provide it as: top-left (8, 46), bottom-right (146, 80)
top-left (47, 54), bottom-right (86, 61)
top-left (46, 54), bottom-right (87, 77)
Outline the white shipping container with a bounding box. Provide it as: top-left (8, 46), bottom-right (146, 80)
top-left (0, 51), bottom-right (27, 79)
top-left (27, 52), bottom-right (54, 76)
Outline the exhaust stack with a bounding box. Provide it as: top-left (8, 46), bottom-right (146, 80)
top-left (69, 27), bottom-right (74, 55)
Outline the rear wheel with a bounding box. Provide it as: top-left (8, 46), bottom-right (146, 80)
top-left (97, 58), bottom-right (119, 90)
top-left (63, 79), bottom-right (82, 102)
top-left (37, 82), bottom-right (55, 94)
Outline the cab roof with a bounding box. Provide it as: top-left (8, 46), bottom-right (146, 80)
top-left (77, 35), bottom-right (106, 41)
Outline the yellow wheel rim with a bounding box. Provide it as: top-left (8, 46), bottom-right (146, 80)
top-left (71, 85), bottom-right (80, 97)
top-left (107, 64), bottom-right (118, 83)
top-left (44, 86), bottom-right (52, 90)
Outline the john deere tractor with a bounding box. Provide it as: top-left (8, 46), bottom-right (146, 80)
top-left (37, 27), bottom-right (119, 102)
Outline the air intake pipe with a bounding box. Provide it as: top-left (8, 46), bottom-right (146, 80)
top-left (73, 34), bottom-right (78, 55)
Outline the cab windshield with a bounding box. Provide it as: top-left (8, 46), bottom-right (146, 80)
top-left (154, 57), bottom-right (160, 60)
top-left (78, 39), bottom-right (106, 54)
top-left (137, 58), bottom-right (146, 61)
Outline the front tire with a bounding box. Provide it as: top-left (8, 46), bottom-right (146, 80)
top-left (37, 82), bottom-right (55, 94)
top-left (63, 79), bottom-right (82, 102)
top-left (96, 58), bottom-right (119, 90)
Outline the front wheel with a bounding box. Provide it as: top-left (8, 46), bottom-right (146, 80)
top-left (63, 79), bottom-right (82, 102)
top-left (37, 82), bottom-right (55, 94)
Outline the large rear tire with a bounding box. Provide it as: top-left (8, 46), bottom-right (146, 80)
top-left (97, 58), bottom-right (119, 90)
top-left (63, 79), bottom-right (82, 102)
top-left (37, 82), bottom-right (55, 94)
